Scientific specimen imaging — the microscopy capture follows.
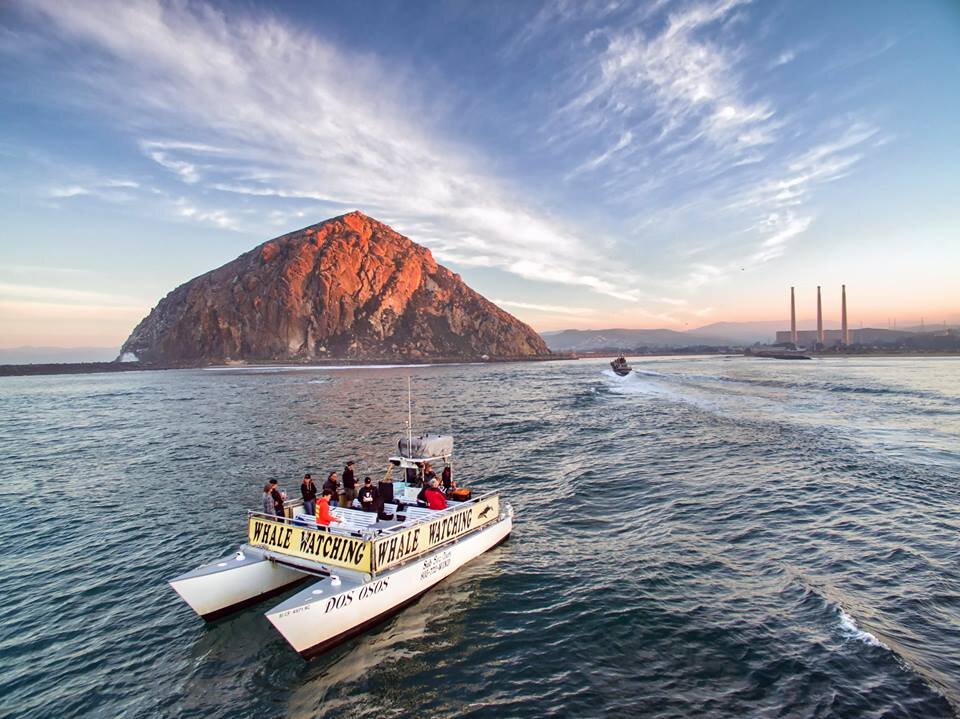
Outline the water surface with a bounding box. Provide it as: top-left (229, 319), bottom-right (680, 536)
top-left (1, 356), bottom-right (958, 717)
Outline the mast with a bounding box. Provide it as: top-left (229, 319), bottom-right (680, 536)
top-left (406, 376), bottom-right (413, 456)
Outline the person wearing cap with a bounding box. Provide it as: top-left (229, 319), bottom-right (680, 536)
top-left (357, 476), bottom-right (381, 514)
top-left (423, 478), bottom-right (447, 510)
top-left (300, 473), bottom-right (317, 517)
top-left (315, 489), bottom-right (342, 529)
top-left (340, 461), bottom-right (357, 508)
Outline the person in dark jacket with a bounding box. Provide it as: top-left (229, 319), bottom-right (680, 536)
top-left (269, 479), bottom-right (286, 520)
top-left (406, 464), bottom-right (420, 486)
top-left (322, 472), bottom-right (339, 505)
top-left (340, 461), bottom-right (357, 508)
top-left (300, 473), bottom-right (317, 516)
top-left (441, 465), bottom-right (455, 494)
top-left (357, 477), bottom-right (381, 513)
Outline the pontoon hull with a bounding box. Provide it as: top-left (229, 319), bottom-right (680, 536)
top-left (266, 512), bottom-right (513, 658)
top-left (169, 548), bottom-right (308, 621)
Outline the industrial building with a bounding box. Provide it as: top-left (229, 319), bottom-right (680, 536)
top-left (779, 284), bottom-right (849, 347)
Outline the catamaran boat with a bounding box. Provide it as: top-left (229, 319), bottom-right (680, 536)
top-left (610, 355), bottom-right (632, 376)
top-left (169, 434), bottom-right (512, 659)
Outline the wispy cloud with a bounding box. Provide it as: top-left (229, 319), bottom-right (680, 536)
top-left (0, 282), bottom-right (140, 305)
top-left (557, 0), bottom-right (777, 169)
top-left (46, 177), bottom-right (141, 201)
top-left (49, 185), bottom-right (91, 198)
top-left (493, 299), bottom-right (596, 316)
top-left (14, 0), bottom-right (639, 301)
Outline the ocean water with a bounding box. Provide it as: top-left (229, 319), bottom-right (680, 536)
top-left (1, 356), bottom-right (958, 718)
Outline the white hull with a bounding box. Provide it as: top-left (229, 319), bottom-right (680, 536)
top-left (169, 548), bottom-right (307, 620)
top-left (266, 512), bottom-right (512, 658)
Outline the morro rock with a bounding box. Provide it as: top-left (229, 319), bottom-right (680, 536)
top-left (119, 211), bottom-right (551, 363)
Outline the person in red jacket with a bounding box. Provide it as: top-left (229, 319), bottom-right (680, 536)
top-left (315, 489), bottom-right (342, 529)
top-left (423, 478), bottom-right (447, 510)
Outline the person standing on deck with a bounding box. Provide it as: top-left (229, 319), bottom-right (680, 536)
top-left (340, 461), bottom-right (357, 508)
top-left (441, 465), bottom-right (455, 494)
top-left (262, 482), bottom-right (275, 516)
top-left (300, 473), bottom-right (317, 517)
top-left (315, 489), bottom-right (342, 530)
top-left (322, 472), bottom-right (339, 505)
top-left (357, 477), bottom-right (380, 513)
top-left (269, 479), bottom-right (286, 520)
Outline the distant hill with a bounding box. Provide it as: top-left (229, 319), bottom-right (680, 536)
top-left (0, 346), bottom-right (119, 365)
top-left (542, 328), bottom-right (732, 351)
top-left (685, 321), bottom-right (792, 345)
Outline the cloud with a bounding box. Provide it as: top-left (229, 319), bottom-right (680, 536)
top-left (493, 299), bottom-right (596, 316)
top-left (0, 282), bottom-right (142, 306)
top-left (770, 49), bottom-right (796, 68)
top-left (49, 185), bottom-right (91, 198)
top-left (14, 0), bottom-right (639, 301)
top-left (46, 177), bottom-right (142, 201)
top-left (559, 0), bottom-right (776, 163)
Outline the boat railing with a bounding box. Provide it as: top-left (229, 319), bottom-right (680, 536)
top-left (375, 489), bottom-right (501, 536)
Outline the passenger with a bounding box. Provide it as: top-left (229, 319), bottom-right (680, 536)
top-left (315, 489), bottom-right (342, 529)
top-left (423, 462), bottom-right (437, 485)
top-left (406, 463), bottom-right (420, 486)
top-left (340, 461), bottom-right (357, 509)
top-left (262, 482), bottom-right (275, 516)
top-left (322, 472), bottom-right (339, 503)
top-left (441, 465), bottom-right (455, 494)
top-left (416, 483), bottom-right (428, 507)
top-left (300, 473), bottom-right (317, 517)
top-left (357, 476), bottom-right (381, 513)
top-left (269, 478), bottom-right (287, 520)
top-left (423, 478), bottom-right (447, 510)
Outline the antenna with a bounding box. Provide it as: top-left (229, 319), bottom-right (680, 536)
top-left (406, 375), bottom-right (413, 455)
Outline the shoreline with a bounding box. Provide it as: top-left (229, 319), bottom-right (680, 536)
top-left (0, 353), bottom-right (576, 378)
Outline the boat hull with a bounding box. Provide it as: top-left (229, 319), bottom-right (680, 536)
top-left (169, 548), bottom-right (308, 621)
top-left (266, 511), bottom-right (513, 658)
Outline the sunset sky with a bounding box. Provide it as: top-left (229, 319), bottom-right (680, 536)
top-left (1, 0), bottom-right (958, 348)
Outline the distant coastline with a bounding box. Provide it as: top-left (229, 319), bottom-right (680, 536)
top-left (0, 354), bottom-right (576, 378)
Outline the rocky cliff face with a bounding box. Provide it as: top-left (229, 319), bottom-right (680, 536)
top-left (120, 211), bottom-right (550, 363)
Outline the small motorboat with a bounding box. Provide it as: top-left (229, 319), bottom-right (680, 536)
top-left (610, 355), bottom-right (632, 376)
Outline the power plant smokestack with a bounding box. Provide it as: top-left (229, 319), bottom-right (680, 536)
top-left (790, 286), bottom-right (797, 344)
top-left (841, 284), bottom-right (849, 345)
top-left (817, 286), bottom-right (824, 345)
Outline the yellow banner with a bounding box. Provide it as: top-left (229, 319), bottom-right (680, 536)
top-left (372, 495), bottom-right (500, 573)
top-left (247, 517), bottom-right (371, 573)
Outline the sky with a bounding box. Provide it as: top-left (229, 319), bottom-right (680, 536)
top-left (1, 0), bottom-right (958, 348)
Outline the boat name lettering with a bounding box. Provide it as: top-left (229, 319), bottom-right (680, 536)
top-left (357, 579), bottom-right (389, 601)
top-left (324, 579), bottom-right (390, 613)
